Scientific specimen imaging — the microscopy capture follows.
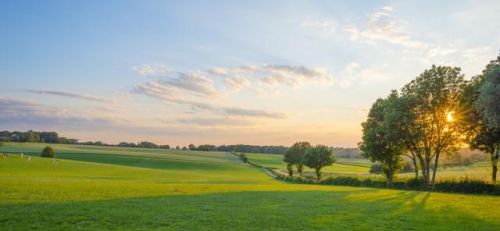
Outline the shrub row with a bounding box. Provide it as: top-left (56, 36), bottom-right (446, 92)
top-left (232, 152), bottom-right (500, 195)
top-left (274, 174), bottom-right (500, 195)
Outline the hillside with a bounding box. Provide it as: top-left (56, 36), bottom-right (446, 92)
top-left (1, 143), bottom-right (500, 230)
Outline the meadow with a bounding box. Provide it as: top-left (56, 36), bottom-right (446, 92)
top-left (1, 142), bottom-right (500, 230)
top-left (245, 152), bottom-right (494, 181)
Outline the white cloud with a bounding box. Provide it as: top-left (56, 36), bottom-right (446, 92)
top-left (132, 64), bottom-right (171, 76)
top-left (301, 19), bottom-right (336, 31)
top-left (167, 72), bottom-right (219, 96)
top-left (26, 90), bottom-right (108, 103)
top-left (226, 64), bottom-right (333, 87)
top-left (224, 76), bottom-right (251, 91)
top-left (133, 81), bottom-right (287, 119)
top-left (176, 117), bottom-right (254, 126)
top-left (337, 62), bottom-right (389, 87)
top-left (345, 6), bottom-right (426, 48)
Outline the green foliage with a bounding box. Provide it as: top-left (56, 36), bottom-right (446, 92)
top-left (399, 65), bottom-right (466, 186)
top-left (459, 54), bottom-right (500, 183)
top-left (303, 145), bottom-right (335, 180)
top-left (41, 146), bottom-right (55, 158)
top-left (283, 141), bottom-right (311, 175)
top-left (360, 90), bottom-right (405, 186)
top-left (239, 153), bottom-right (248, 163)
top-left (369, 163), bottom-right (383, 173)
top-left (477, 55), bottom-right (500, 129)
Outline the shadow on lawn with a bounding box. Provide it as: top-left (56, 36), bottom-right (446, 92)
top-left (0, 190), bottom-right (498, 231)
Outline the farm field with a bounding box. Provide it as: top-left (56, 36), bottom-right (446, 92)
top-left (1, 143), bottom-right (500, 230)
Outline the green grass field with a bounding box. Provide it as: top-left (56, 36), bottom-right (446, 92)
top-left (1, 143), bottom-right (500, 230)
top-left (245, 151), bottom-right (493, 181)
top-left (245, 152), bottom-right (371, 175)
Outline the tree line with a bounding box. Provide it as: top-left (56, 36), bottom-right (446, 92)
top-left (0, 130), bottom-right (289, 154)
top-left (0, 130), bottom-right (75, 144)
top-left (359, 53), bottom-right (500, 187)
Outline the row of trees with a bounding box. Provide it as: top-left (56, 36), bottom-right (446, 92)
top-left (0, 130), bottom-right (290, 154)
top-left (188, 144), bottom-right (289, 154)
top-left (283, 142), bottom-right (336, 180)
top-left (360, 53), bottom-right (500, 186)
top-left (0, 130), bottom-right (72, 144)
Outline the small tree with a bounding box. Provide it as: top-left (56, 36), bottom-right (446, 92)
top-left (41, 146), bottom-right (55, 158)
top-left (283, 141), bottom-right (311, 176)
top-left (360, 91), bottom-right (405, 186)
top-left (303, 145), bottom-right (335, 181)
top-left (239, 153), bottom-right (248, 163)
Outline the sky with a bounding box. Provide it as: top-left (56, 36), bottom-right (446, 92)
top-left (1, 0), bottom-right (499, 147)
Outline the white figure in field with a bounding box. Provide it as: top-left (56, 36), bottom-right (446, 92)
top-left (20, 153), bottom-right (24, 158)
top-left (2, 153), bottom-right (7, 159)
top-left (27, 156), bottom-right (32, 162)
top-left (52, 159), bottom-right (58, 166)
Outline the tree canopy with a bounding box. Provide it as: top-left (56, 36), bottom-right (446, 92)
top-left (303, 145), bottom-right (335, 180)
top-left (41, 146), bottom-right (55, 158)
top-left (283, 141), bottom-right (311, 176)
top-left (360, 90), bottom-right (405, 186)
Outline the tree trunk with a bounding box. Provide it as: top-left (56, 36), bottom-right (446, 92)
top-left (493, 165), bottom-right (498, 184)
top-left (387, 168), bottom-right (393, 188)
top-left (423, 161), bottom-right (431, 187)
top-left (315, 168), bottom-right (321, 181)
top-left (492, 145), bottom-right (499, 184)
top-left (297, 164), bottom-right (303, 176)
top-left (412, 157), bottom-right (419, 179)
top-left (287, 164), bottom-right (294, 177)
top-left (431, 152), bottom-right (440, 187)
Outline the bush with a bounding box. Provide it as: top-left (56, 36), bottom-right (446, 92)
top-left (239, 153), bottom-right (248, 163)
top-left (41, 146), bottom-right (55, 158)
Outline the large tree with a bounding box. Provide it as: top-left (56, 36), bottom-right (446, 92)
top-left (477, 55), bottom-right (500, 129)
top-left (462, 54), bottom-right (500, 183)
top-left (303, 145), bottom-right (335, 180)
top-left (360, 90), bottom-right (405, 186)
top-left (400, 65), bottom-right (466, 186)
top-left (283, 141), bottom-right (311, 176)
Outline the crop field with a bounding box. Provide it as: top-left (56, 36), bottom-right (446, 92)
top-left (1, 143), bottom-right (500, 230)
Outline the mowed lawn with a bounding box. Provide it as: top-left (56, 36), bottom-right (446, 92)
top-left (1, 143), bottom-right (500, 230)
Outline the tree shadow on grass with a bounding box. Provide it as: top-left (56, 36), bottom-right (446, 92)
top-left (0, 190), bottom-right (498, 231)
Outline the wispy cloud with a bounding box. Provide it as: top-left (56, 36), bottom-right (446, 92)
top-left (337, 62), bottom-right (390, 87)
top-left (132, 64), bottom-right (171, 76)
top-left (301, 19), bottom-right (336, 31)
top-left (224, 76), bottom-right (251, 91)
top-left (344, 6), bottom-right (426, 48)
top-left (166, 72), bottom-right (219, 96)
top-left (222, 107), bottom-right (286, 119)
top-left (208, 64), bottom-right (333, 88)
top-left (176, 117), bottom-right (254, 126)
top-left (133, 82), bottom-right (286, 119)
top-left (26, 90), bottom-right (108, 103)
top-left (0, 98), bottom-right (113, 129)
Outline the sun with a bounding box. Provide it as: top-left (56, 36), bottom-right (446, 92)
top-left (447, 111), bottom-right (454, 122)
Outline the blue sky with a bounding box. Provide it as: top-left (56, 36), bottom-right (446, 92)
top-left (1, 0), bottom-right (499, 147)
